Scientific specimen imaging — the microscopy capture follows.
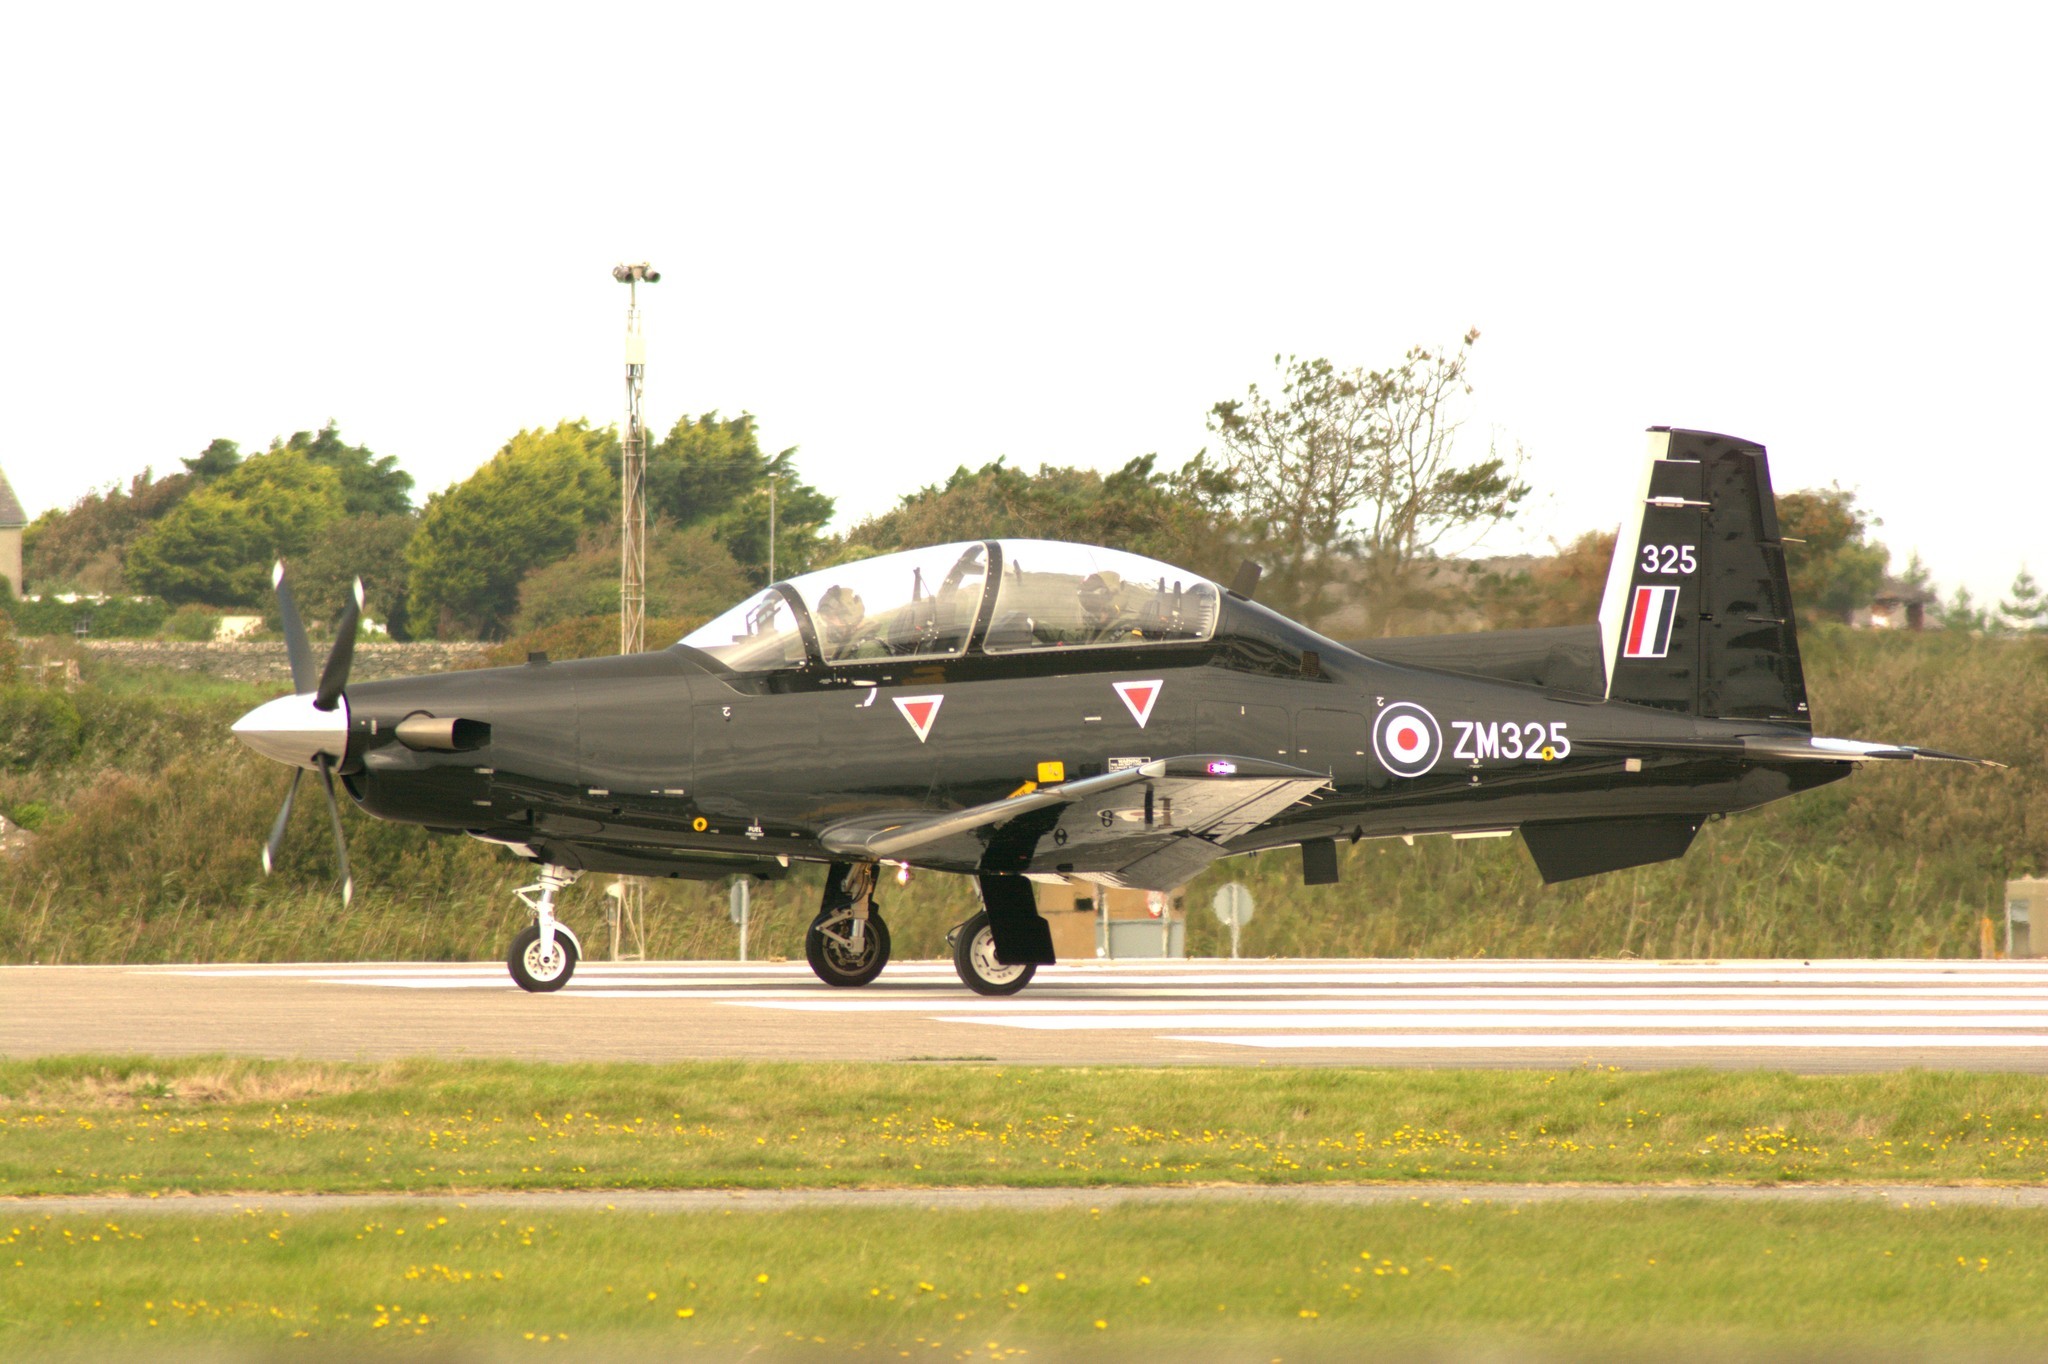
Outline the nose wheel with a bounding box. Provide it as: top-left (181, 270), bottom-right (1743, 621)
top-left (508, 866), bottom-right (581, 992)
top-left (508, 922), bottom-right (578, 992)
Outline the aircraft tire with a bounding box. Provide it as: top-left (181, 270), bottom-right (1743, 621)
top-left (952, 911), bottom-right (1037, 996)
top-left (507, 923), bottom-right (578, 993)
top-left (805, 907), bottom-right (891, 987)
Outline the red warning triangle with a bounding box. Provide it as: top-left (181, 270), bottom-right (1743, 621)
top-left (893, 693), bottom-right (945, 743)
top-left (1112, 678), bottom-right (1162, 729)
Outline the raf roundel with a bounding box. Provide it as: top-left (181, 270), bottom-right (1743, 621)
top-left (1372, 701), bottom-right (1443, 779)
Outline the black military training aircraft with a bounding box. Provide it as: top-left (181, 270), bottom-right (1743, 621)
top-left (233, 427), bottom-right (1995, 995)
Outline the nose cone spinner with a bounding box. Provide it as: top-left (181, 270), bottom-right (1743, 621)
top-left (233, 692), bottom-right (349, 770)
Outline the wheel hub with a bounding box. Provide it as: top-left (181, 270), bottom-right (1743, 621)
top-left (817, 911), bottom-right (880, 970)
top-left (523, 940), bottom-right (569, 981)
top-left (969, 928), bottom-right (1028, 985)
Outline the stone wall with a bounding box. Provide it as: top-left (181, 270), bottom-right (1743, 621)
top-left (79, 640), bottom-right (493, 685)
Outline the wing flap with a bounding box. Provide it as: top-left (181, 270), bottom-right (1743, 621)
top-left (818, 755), bottom-right (1330, 865)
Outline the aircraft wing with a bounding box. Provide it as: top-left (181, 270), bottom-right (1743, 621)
top-left (820, 755), bottom-right (1331, 885)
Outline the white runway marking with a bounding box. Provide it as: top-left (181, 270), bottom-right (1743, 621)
top-left (936, 1012), bottom-right (2048, 1030)
top-left (156, 958), bottom-right (2048, 1059)
top-left (1187, 1033), bottom-right (2048, 1050)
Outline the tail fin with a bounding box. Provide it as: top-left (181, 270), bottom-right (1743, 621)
top-left (1596, 427), bottom-right (1810, 727)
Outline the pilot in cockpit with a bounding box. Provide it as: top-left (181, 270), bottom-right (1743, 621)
top-left (1076, 571), bottom-right (1147, 643)
top-left (815, 585), bottom-right (890, 661)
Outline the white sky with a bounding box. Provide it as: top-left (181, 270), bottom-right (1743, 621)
top-left (2, 3), bottom-right (2042, 607)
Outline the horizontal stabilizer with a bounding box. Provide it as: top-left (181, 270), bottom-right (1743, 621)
top-left (1572, 732), bottom-right (2003, 767)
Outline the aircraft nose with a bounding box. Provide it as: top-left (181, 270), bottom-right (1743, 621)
top-left (232, 692), bottom-right (349, 770)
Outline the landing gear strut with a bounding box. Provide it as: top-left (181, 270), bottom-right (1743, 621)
top-left (805, 861), bottom-right (891, 987)
top-left (508, 866), bottom-right (583, 992)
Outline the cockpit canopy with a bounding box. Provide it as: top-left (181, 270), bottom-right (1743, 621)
top-left (680, 539), bottom-right (1221, 672)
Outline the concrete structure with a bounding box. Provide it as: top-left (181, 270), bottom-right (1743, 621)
top-left (1852, 575), bottom-right (1936, 630)
top-left (0, 465), bottom-right (25, 596)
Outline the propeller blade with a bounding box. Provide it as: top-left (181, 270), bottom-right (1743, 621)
top-left (272, 561), bottom-right (316, 695)
top-left (316, 755), bottom-right (353, 909)
top-left (260, 767), bottom-right (303, 875)
top-left (313, 578), bottom-right (364, 713)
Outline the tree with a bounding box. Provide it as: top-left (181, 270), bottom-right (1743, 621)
top-left (1999, 566), bottom-right (2048, 633)
top-left (292, 513), bottom-right (421, 639)
top-left (273, 422), bottom-right (414, 516)
top-left (638, 412), bottom-right (833, 581)
top-left (1206, 331), bottom-right (1527, 629)
top-left (125, 451), bottom-right (346, 606)
top-left (1776, 485), bottom-right (1889, 623)
top-left (22, 466), bottom-right (197, 592)
top-left (181, 438), bottom-right (243, 481)
top-left (1472, 530), bottom-right (1617, 630)
top-left (512, 523), bottom-right (753, 637)
top-left (834, 454), bottom-right (1241, 582)
top-left (405, 420), bottom-right (617, 638)
top-left (1943, 585), bottom-right (1990, 633)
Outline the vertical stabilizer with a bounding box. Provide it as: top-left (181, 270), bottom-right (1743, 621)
top-left (1597, 428), bottom-right (1809, 726)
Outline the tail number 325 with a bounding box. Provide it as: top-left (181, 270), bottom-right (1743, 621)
top-left (1641, 543), bottom-right (1696, 574)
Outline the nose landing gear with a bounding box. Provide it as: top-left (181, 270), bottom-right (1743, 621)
top-left (508, 866), bottom-right (584, 992)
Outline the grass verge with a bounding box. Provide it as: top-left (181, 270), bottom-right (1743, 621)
top-left (4, 1058), bottom-right (2047, 1196)
top-left (5, 1200), bottom-right (2047, 1358)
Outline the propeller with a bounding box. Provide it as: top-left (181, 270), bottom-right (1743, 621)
top-left (254, 562), bottom-right (364, 907)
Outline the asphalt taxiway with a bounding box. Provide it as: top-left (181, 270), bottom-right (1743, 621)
top-left (5, 958), bottom-right (2045, 1071)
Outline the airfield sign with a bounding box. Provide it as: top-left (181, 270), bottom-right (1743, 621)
top-left (1211, 881), bottom-right (1254, 958)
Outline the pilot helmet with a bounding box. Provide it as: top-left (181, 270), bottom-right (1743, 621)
top-left (816, 585), bottom-right (863, 629)
top-left (1078, 570), bottom-right (1122, 616)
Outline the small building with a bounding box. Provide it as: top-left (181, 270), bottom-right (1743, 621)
top-left (1852, 576), bottom-right (1936, 631)
top-left (0, 465), bottom-right (25, 596)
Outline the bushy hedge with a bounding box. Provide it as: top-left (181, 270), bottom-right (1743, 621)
top-left (5, 595), bottom-right (170, 638)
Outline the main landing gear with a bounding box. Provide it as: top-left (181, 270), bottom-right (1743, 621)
top-left (948, 874), bottom-right (1055, 996)
top-left (805, 861), bottom-right (892, 987)
top-left (950, 910), bottom-right (1035, 996)
top-left (508, 866), bottom-right (584, 992)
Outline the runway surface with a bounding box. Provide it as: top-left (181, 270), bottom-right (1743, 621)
top-left (6, 957), bottom-right (2046, 1071)
top-left (10, 1184), bottom-right (2046, 1217)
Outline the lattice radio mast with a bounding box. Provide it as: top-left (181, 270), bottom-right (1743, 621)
top-left (607, 261), bottom-right (659, 960)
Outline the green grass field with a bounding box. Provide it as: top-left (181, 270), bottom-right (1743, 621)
top-left (7, 1200), bottom-right (2048, 1358)
top-left (6, 1058), bottom-right (2048, 1197)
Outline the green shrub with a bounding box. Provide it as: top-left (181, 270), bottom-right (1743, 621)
top-left (0, 685), bottom-right (83, 770)
top-left (9, 595), bottom-right (170, 639)
top-left (162, 604), bottom-right (224, 642)
top-left (5, 801), bottom-right (48, 830)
